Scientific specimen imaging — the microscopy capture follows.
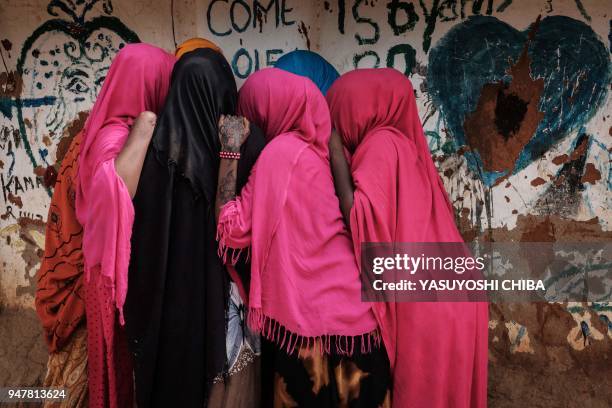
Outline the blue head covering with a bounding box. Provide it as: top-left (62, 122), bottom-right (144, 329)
top-left (275, 50), bottom-right (340, 95)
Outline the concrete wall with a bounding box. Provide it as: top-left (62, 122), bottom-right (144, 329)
top-left (0, 0), bottom-right (610, 406)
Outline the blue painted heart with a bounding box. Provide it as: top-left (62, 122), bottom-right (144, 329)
top-left (428, 15), bottom-right (609, 186)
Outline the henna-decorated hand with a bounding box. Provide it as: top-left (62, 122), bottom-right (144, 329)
top-left (219, 114), bottom-right (250, 153)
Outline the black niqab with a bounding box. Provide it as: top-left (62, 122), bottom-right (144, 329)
top-left (124, 48), bottom-right (265, 407)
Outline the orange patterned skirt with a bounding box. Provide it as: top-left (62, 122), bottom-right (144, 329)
top-left (41, 325), bottom-right (88, 408)
top-left (261, 334), bottom-right (391, 407)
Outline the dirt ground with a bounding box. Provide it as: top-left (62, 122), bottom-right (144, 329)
top-left (0, 305), bottom-right (610, 407)
top-left (0, 307), bottom-right (47, 388)
top-left (0, 307), bottom-right (47, 408)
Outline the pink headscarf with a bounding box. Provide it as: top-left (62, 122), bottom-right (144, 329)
top-left (218, 68), bottom-right (377, 353)
top-left (327, 68), bottom-right (488, 407)
top-left (77, 43), bottom-right (174, 324)
top-left (76, 43), bottom-right (174, 407)
top-left (238, 68), bottom-right (329, 159)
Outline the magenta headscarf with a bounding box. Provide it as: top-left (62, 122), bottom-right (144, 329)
top-left (218, 68), bottom-right (377, 353)
top-left (76, 43), bottom-right (174, 407)
top-left (327, 68), bottom-right (488, 407)
top-left (238, 68), bottom-right (329, 158)
top-left (77, 43), bottom-right (174, 324)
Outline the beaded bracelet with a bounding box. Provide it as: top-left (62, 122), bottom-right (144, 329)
top-left (219, 151), bottom-right (241, 160)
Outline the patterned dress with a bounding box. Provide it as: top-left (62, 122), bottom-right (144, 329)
top-left (36, 131), bottom-right (88, 408)
top-left (261, 332), bottom-right (392, 407)
top-left (208, 283), bottom-right (262, 408)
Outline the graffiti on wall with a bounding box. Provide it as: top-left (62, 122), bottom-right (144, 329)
top-left (206, 1), bottom-right (601, 80)
top-left (428, 15), bottom-right (609, 186)
top-left (205, 0), bottom-right (298, 78)
top-left (205, 0), bottom-right (519, 78)
top-left (338, 0), bottom-right (516, 72)
top-left (1, 0), bottom-right (139, 301)
top-left (15, 0), bottom-right (139, 185)
top-left (421, 7), bottom-right (611, 376)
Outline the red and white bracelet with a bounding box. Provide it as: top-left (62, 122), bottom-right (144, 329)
top-left (219, 151), bottom-right (241, 160)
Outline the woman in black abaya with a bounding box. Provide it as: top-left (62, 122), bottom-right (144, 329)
top-left (124, 48), bottom-right (265, 407)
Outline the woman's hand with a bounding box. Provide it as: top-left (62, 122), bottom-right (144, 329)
top-left (329, 128), bottom-right (344, 153)
top-left (219, 115), bottom-right (250, 152)
top-left (215, 115), bottom-right (249, 223)
top-left (328, 129), bottom-right (355, 227)
top-left (115, 111), bottom-right (157, 198)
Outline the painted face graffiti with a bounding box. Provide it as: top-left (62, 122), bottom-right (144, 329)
top-left (15, 0), bottom-right (139, 185)
top-left (21, 36), bottom-right (114, 146)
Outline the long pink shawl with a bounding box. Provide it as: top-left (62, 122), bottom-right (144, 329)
top-left (76, 44), bottom-right (174, 407)
top-left (217, 68), bottom-right (377, 353)
top-left (327, 68), bottom-right (488, 407)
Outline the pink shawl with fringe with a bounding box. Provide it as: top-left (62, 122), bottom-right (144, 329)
top-left (327, 68), bottom-right (488, 408)
top-left (76, 44), bottom-right (174, 407)
top-left (217, 68), bottom-right (378, 355)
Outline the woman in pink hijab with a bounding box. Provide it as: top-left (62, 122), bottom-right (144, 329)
top-left (326, 68), bottom-right (488, 407)
top-left (76, 43), bottom-right (174, 408)
top-left (215, 68), bottom-right (392, 406)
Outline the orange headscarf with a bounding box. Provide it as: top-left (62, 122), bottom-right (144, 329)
top-left (175, 37), bottom-right (222, 58)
